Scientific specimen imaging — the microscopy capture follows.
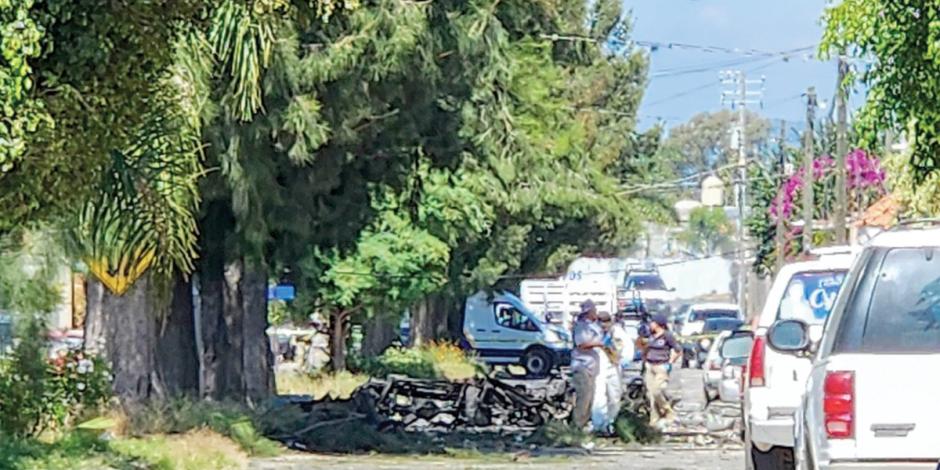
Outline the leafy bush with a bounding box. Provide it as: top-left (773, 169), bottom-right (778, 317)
top-left (0, 318), bottom-right (111, 437)
top-left (353, 342), bottom-right (481, 381)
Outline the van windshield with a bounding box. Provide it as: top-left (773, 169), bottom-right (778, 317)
top-left (625, 274), bottom-right (666, 291)
top-left (776, 270), bottom-right (846, 326)
top-left (834, 248), bottom-right (940, 353)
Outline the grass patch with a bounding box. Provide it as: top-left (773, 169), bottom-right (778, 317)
top-left (0, 430), bottom-right (245, 470)
top-left (110, 429), bottom-right (245, 470)
top-left (275, 370), bottom-right (367, 399)
top-left (353, 342), bottom-right (482, 381)
top-left (526, 421), bottom-right (591, 448)
top-left (128, 399), bottom-right (281, 457)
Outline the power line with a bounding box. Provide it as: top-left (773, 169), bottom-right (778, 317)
top-left (644, 55), bottom-right (787, 107)
top-left (540, 32), bottom-right (816, 59)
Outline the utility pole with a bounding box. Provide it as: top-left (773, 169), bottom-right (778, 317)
top-left (721, 70), bottom-right (764, 313)
top-left (776, 120), bottom-right (787, 272)
top-left (834, 55), bottom-right (849, 244)
top-left (802, 87), bottom-right (817, 253)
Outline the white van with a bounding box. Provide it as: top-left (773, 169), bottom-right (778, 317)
top-left (744, 252), bottom-right (855, 470)
top-left (462, 291), bottom-right (572, 377)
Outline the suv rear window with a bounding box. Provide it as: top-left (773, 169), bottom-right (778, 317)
top-left (703, 318), bottom-right (743, 333)
top-left (690, 309), bottom-right (738, 322)
top-left (776, 270), bottom-right (846, 325)
top-left (834, 247), bottom-right (940, 353)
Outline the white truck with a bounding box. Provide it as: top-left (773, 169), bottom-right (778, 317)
top-left (461, 291), bottom-right (572, 377)
top-left (520, 278), bottom-right (617, 331)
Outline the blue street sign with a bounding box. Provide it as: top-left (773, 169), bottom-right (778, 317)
top-left (267, 284), bottom-right (296, 301)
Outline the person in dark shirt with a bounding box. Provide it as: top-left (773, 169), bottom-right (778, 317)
top-left (643, 313), bottom-right (681, 427)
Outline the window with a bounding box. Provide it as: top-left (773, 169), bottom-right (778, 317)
top-left (690, 309), bottom-right (738, 322)
top-left (720, 334), bottom-right (753, 359)
top-left (703, 318), bottom-right (743, 333)
top-left (494, 304), bottom-right (539, 332)
top-left (625, 274), bottom-right (667, 291)
top-left (834, 248), bottom-right (940, 354)
top-left (776, 270), bottom-right (847, 325)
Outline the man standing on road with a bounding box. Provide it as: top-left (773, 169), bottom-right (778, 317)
top-left (571, 300), bottom-right (604, 430)
top-left (643, 313), bottom-right (682, 428)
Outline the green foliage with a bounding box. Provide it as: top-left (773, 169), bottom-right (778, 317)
top-left (0, 0), bottom-right (48, 173)
top-left (746, 164), bottom-right (782, 276)
top-left (821, 0), bottom-right (940, 179)
top-left (884, 135), bottom-right (940, 217)
top-left (657, 110), bottom-right (771, 177)
top-left (0, 318), bottom-right (112, 437)
top-left (679, 207), bottom-right (734, 256)
top-left (613, 409), bottom-right (661, 445)
top-left (352, 342), bottom-right (481, 381)
top-left (0, 228), bottom-right (66, 317)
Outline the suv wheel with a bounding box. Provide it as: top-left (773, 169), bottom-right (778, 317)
top-left (522, 348), bottom-right (553, 378)
top-left (751, 446), bottom-right (795, 470)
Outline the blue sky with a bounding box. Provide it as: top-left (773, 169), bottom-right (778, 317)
top-left (624, 0), bottom-right (857, 131)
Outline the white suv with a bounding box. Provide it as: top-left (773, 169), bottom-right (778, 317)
top-left (792, 226), bottom-right (940, 470)
top-left (744, 253), bottom-right (855, 470)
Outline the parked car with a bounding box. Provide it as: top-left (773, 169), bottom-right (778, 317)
top-left (703, 330), bottom-right (734, 397)
top-left (679, 302), bottom-right (741, 337)
top-left (685, 316), bottom-right (744, 368)
top-left (462, 291), bottom-right (571, 377)
top-left (715, 330), bottom-right (754, 404)
top-left (743, 252), bottom-right (854, 470)
top-left (793, 226), bottom-right (940, 470)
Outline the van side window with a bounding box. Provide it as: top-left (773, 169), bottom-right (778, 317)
top-left (494, 304), bottom-right (538, 331)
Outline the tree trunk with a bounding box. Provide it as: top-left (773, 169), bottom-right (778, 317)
top-left (83, 278), bottom-right (105, 355)
top-left (362, 314), bottom-right (397, 357)
top-left (200, 257), bottom-right (275, 402)
top-left (99, 275), bottom-right (164, 405)
top-left (329, 311), bottom-right (348, 371)
top-left (410, 298), bottom-right (431, 347)
top-left (195, 199), bottom-right (273, 402)
top-left (240, 264), bottom-right (273, 400)
top-left (155, 275), bottom-right (198, 397)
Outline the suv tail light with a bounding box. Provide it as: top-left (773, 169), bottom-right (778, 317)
top-left (824, 371), bottom-right (854, 439)
top-left (748, 336), bottom-right (766, 387)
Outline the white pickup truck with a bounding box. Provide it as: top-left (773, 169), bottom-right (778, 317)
top-left (520, 278), bottom-right (617, 331)
top-left (461, 291), bottom-right (572, 377)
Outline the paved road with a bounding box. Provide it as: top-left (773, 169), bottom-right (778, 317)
top-left (252, 368), bottom-right (745, 469)
top-left (250, 447), bottom-right (743, 469)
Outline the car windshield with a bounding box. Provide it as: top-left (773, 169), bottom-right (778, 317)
top-left (834, 247), bottom-right (940, 354)
top-left (703, 318), bottom-right (743, 333)
top-left (625, 274), bottom-right (666, 290)
top-left (690, 309), bottom-right (738, 322)
top-left (776, 270), bottom-right (847, 325)
top-left (721, 335), bottom-right (753, 359)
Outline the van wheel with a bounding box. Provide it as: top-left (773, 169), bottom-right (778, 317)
top-left (522, 348), bottom-right (553, 378)
top-left (751, 446), bottom-right (795, 470)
